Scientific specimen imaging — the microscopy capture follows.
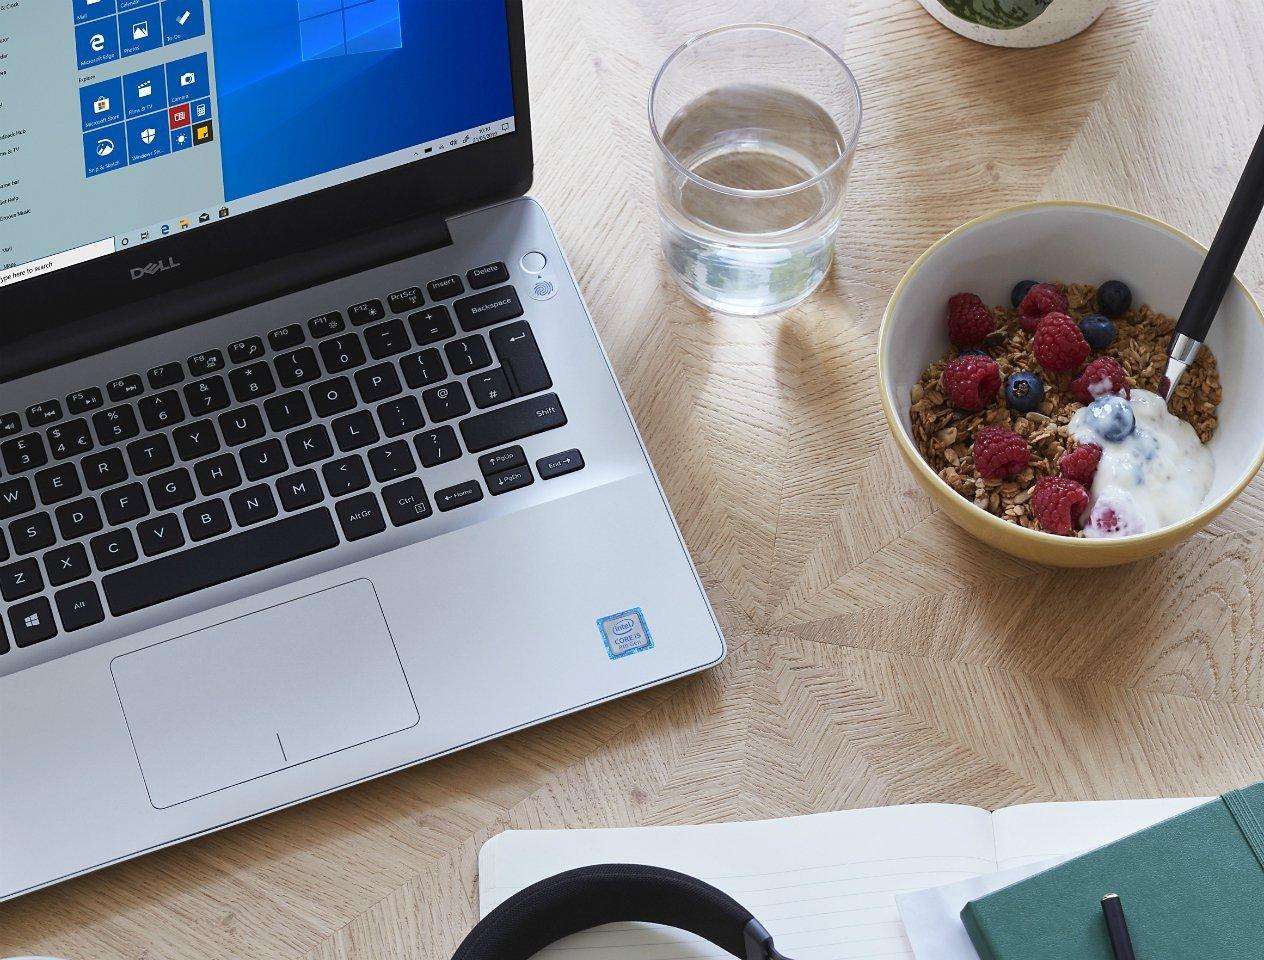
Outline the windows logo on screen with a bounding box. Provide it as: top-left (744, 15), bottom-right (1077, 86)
top-left (298, 0), bottom-right (403, 61)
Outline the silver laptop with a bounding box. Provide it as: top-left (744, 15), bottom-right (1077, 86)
top-left (0, 0), bottom-right (723, 899)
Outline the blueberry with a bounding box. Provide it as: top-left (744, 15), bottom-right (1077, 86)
top-left (959, 347), bottom-right (988, 356)
top-left (1011, 280), bottom-right (1038, 308)
top-left (1097, 280), bottom-right (1132, 318)
top-left (1079, 314), bottom-right (1117, 350)
top-left (1005, 371), bottom-right (1045, 412)
top-left (1085, 395), bottom-right (1135, 442)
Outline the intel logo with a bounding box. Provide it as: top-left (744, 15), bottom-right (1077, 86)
top-left (611, 618), bottom-right (635, 637)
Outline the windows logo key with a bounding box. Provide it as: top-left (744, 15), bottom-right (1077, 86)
top-left (298, 0), bottom-right (402, 61)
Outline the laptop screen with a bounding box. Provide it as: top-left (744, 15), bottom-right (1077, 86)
top-left (0, 0), bottom-right (517, 289)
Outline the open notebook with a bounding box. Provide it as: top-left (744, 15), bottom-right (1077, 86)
top-left (479, 799), bottom-right (1204, 960)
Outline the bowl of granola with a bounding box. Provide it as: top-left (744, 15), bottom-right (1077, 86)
top-left (879, 201), bottom-right (1264, 566)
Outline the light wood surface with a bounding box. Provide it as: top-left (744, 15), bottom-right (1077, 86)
top-left (6, 0), bottom-right (1264, 956)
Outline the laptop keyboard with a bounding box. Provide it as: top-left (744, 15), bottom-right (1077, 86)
top-left (0, 263), bottom-right (585, 654)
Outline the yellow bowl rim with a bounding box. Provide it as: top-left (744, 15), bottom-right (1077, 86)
top-left (878, 199), bottom-right (1264, 550)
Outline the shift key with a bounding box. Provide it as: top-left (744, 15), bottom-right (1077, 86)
top-left (460, 393), bottom-right (567, 453)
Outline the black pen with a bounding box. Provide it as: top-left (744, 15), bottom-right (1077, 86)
top-left (1101, 894), bottom-right (1137, 960)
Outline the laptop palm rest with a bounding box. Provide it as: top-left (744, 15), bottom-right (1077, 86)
top-left (110, 579), bottom-right (420, 809)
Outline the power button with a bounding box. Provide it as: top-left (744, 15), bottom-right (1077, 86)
top-left (520, 251), bottom-right (548, 274)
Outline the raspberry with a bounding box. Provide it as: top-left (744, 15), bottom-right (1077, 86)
top-left (941, 354), bottom-right (1001, 411)
top-left (1059, 443), bottom-right (1101, 487)
top-left (947, 293), bottom-right (994, 346)
top-left (1032, 476), bottom-right (1089, 535)
top-left (1071, 356), bottom-right (1131, 404)
top-left (972, 425), bottom-right (1030, 480)
top-left (1017, 283), bottom-right (1069, 332)
top-left (1033, 313), bottom-right (1090, 371)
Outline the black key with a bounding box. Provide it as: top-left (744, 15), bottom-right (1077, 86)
top-left (332, 411), bottom-right (379, 451)
top-left (0, 558), bottom-right (43, 600)
top-left (322, 455), bottom-right (370, 496)
top-left (147, 362), bottom-right (185, 389)
top-left (26, 400), bottom-right (63, 427)
top-left (103, 508), bottom-right (340, 616)
top-left (195, 453), bottom-right (242, 495)
top-left (469, 368), bottom-right (515, 409)
top-left (468, 261), bottom-right (509, 290)
top-left (368, 440), bottom-right (416, 482)
top-left (0, 529), bottom-right (8, 563)
top-left (428, 275), bottom-right (465, 300)
top-left (478, 445), bottom-right (526, 476)
top-left (241, 439), bottom-right (288, 480)
top-left (400, 348), bottom-right (446, 388)
top-left (276, 469), bottom-right (323, 511)
top-left (3, 433), bottom-right (48, 473)
top-left (218, 405), bottom-right (266, 446)
top-left (0, 412), bottom-right (21, 436)
top-left (460, 393), bottom-right (567, 453)
top-left (227, 336), bottom-right (265, 364)
top-left (387, 286), bottom-right (424, 313)
top-left (9, 513), bottom-right (55, 555)
top-left (48, 418), bottom-right (94, 459)
top-left (91, 527), bottom-right (138, 571)
top-left (274, 347), bottom-right (321, 387)
top-left (407, 305), bottom-right (455, 345)
top-left (229, 361), bottom-right (277, 403)
top-left (286, 423), bottom-right (334, 466)
top-left (126, 433), bottom-right (174, 475)
top-left (336, 492), bottom-right (386, 541)
top-left (107, 374), bottom-right (144, 402)
top-left (268, 323), bottom-right (305, 351)
top-left (378, 396), bottom-right (425, 437)
top-left (56, 582), bottom-right (105, 632)
top-left (435, 480), bottom-right (483, 512)
top-left (264, 390), bottom-right (312, 432)
top-left (349, 298), bottom-right (386, 325)
top-left (183, 499), bottom-right (232, 541)
top-left (415, 426), bottom-right (461, 467)
top-left (82, 449), bottom-right (128, 490)
top-left (308, 312), bottom-right (345, 338)
top-left (35, 463), bottom-right (81, 504)
top-left (173, 419), bottom-right (221, 461)
top-left (319, 334), bottom-right (367, 374)
top-left (183, 375), bottom-right (231, 415)
top-left (66, 387), bottom-right (104, 414)
top-left (139, 389), bottom-right (186, 431)
top-left (55, 497), bottom-right (103, 539)
top-left (230, 484), bottom-right (279, 526)
top-left (488, 465), bottom-right (534, 496)
top-left (147, 468), bottom-right (195, 510)
top-left (355, 363), bottom-right (402, 403)
top-left (445, 335), bottom-right (493, 374)
top-left (455, 286), bottom-right (524, 331)
top-left (45, 543), bottom-right (91, 587)
top-left (365, 319), bottom-right (411, 359)
top-left (422, 382), bottom-right (470, 422)
top-left (0, 617), bottom-right (7, 654)
top-left (382, 477), bottom-right (432, 526)
top-left (187, 350), bottom-right (225, 376)
top-left (92, 405), bottom-right (140, 445)
top-left (137, 513), bottom-right (186, 556)
top-left (310, 376), bottom-right (357, 417)
top-left (102, 482), bottom-right (150, 524)
top-left (9, 596), bottom-right (56, 647)
top-left (0, 478), bottom-right (34, 520)
top-left (491, 321), bottom-right (552, 395)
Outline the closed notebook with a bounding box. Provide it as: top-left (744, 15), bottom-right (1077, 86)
top-left (962, 782), bottom-right (1264, 960)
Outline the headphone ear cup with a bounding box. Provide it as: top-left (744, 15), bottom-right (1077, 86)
top-left (453, 863), bottom-right (757, 960)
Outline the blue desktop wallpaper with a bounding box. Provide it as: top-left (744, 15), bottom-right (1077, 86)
top-left (210, 0), bottom-right (515, 201)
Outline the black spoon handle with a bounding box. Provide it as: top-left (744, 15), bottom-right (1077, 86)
top-left (1175, 122), bottom-right (1264, 343)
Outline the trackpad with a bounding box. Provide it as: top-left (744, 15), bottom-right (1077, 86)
top-left (112, 580), bottom-right (419, 809)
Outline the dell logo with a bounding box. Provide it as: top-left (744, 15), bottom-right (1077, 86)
top-left (130, 257), bottom-right (181, 280)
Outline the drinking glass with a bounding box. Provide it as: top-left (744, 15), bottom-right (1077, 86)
top-left (649, 24), bottom-right (862, 316)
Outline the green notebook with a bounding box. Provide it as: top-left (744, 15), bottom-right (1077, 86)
top-left (962, 782), bottom-right (1264, 959)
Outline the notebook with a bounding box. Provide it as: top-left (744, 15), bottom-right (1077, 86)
top-left (478, 798), bottom-right (1205, 960)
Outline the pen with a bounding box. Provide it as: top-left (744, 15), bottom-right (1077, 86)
top-left (1101, 894), bottom-right (1137, 960)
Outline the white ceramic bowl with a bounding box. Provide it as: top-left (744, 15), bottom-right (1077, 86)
top-left (879, 201), bottom-right (1264, 566)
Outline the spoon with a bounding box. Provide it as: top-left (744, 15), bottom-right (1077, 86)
top-left (1161, 121), bottom-right (1264, 403)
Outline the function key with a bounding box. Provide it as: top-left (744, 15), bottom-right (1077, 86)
top-left (387, 287), bottom-right (424, 313)
top-left (228, 336), bottom-right (266, 364)
top-left (454, 286), bottom-right (524, 331)
top-left (268, 323), bottom-right (305, 351)
top-left (187, 350), bottom-right (225, 376)
top-left (427, 275), bottom-right (465, 300)
top-left (307, 312), bottom-right (345, 338)
top-left (348, 299), bottom-right (386, 325)
top-left (106, 374), bottom-right (144, 402)
top-left (66, 387), bottom-right (104, 414)
top-left (467, 261), bottom-right (509, 290)
top-left (0, 412), bottom-right (22, 437)
top-left (147, 362), bottom-right (185, 389)
top-left (537, 449), bottom-right (585, 480)
top-left (26, 400), bottom-right (63, 428)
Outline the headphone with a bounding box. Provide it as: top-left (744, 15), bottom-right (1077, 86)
top-left (453, 864), bottom-right (792, 960)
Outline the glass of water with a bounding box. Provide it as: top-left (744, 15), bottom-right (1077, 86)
top-left (650, 24), bottom-right (862, 316)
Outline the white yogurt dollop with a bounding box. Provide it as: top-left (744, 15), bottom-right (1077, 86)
top-left (1067, 389), bottom-right (1213, 538)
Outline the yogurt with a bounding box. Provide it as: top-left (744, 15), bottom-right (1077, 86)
top-left (1067, 390), bottom-right (1213, 538)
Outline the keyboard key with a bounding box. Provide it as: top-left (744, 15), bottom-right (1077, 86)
top-left (491, 321), bottom-right (552, 395)
top-left (195, 453), bottom-right (242, 496)
top-left (368, 440), bottom-right (416, 482)
top-left (102, 482), bottom-right (150, 524)
top-left (147, 361), bottom-right (185, 389)
top-left (138, 513), bottom-right (186, 556)
top-left (274, 346), bottom-right (321, 387)
top-left (310, 376), bottom-right (357, 417)
top-left (322, 455), bottom-right (370, 496)
top-left (82, 449), bottom-right (128, 490)
top-left (414, 426), bottom-right (461, 467)
top-left (139, 389), bottom-right (186, 431)
top-left (0, 618), bottom-right (7, 655)
top-left (349, 298), bottom-right (386, 325)
top-left (183, 375), bottom-right (232, 415)
top-left (126, 433), bottom-right (175, 475)
top-left (183, 499), bottom-right (232, 541)
top-left (0, 412), bottom-right (20, 436)
top-left (45, 543), bottom-right (91, 587)
top-left (55, 497), bottom-right (103, 539)
top-left (388, 286), bottom-right (424, 313)
top-left (55, 582), bottom-right (105, 632)
top-left (3, 433), bottom-right (48, 473)
top-left (422, 382), bottom-right (470, 422)
top-left (460, 393), bottom-right (567, 453)
top-left (173, 419), bottom-right (221, 460)
top-left (26, 400), bottom-right (63, 427)
top-left (9, 596), bottom-right (56, 647)
top-left (308, 312), bottom-right (345, 338)
top-left (478, 445), bottom-right (526, 476)
top-left (428, 274), bottom-right (465, 300)
top-left (148, 468), bottom-right (195, 510)
top-left (227, 336), bottom-right (265, 364)
top-left (469, 368), bottom-right (514, 409)
top-left (455, 286), bottom-right (524, 331)
top-left (355, 363), bottom-right (402, 403)
top-left (0, 478), bottom-right (34, 520)
top-left (268, 324), bottom-right (305, 351)
top-left (435, 480), bottom-right (483, 512)
top-left (445, 335), bottom-right (492, 374)
top-left (382, 477), bottom-right (432, 526)
top-left (102, 508), bottom-right (340, 616)
top-left (241, 439), bottom-right (288, 480)
top-left (488, 465), bottom-right (534, 496)
top-left (219, 405), bottom-right (266, 446)
top-left (332, 411), bottom-right (379, 452)
top-left (335, 492), bottom-right (386, 541)
top-left (229, 361), bottom-right (277, 403)
top-left (400, 348), bottom-right (446, 388)
top-left (48, 418), bottom-right (94, 459)
top-left (66, 387), bottom-right (104, 414)
top-left (107, 374), bottom-right (144, 402)
top-left (2, 529), bottom-right (11, 563)
top-left (35, 463), bottom-right (81, 504)
top-left (468, 261), bottom-right (509, 289)
top-left (9, 513), bottom-right (55, 555)
top-left (92, 405), bottom-right (141, 446)
top-left (286, 423), bottom-right (334, 466)
top-left (264, 390), bottom-right (312, 432)
top-left (365, 319), bottom-right (411, 359)
top-left (378, 396), bottom-right (425, 437)
top-left (319, 333), bottom-right (367, 374)
top-left (0, 558), bottom-right (43, 600)
top-left (276, 469), bottom-right (323, 511)
top-left (230, 484), bottom-right (279, 526)
top-left (187, 350), bottom-right (225, 376)
top-left (91, 527), bottom-right (138, 571)
top-left (407, 305), bottom-right (455, 345)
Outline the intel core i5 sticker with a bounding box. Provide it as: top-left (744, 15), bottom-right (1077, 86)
top-left (597, 608), bottom-right (653, 659)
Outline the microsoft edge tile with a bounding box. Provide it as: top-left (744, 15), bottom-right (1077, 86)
top-left (75, 18), bottom-right (120, 70)
top-left (84, 124), bottom-right (127, 177)
top-left (79, 76), bottom-right (125, 132)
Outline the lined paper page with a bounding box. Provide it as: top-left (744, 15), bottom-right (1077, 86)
top-left (479, 806), bottom-right (997, 960)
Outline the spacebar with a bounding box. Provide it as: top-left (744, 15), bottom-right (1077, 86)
top-left (103, 508), bottom-right (340, 616)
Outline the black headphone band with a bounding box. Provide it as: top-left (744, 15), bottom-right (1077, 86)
top-left (453, 864), bottom-right (790, 960)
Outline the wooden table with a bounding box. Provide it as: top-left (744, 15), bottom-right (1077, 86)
top-left (7, 0), bottom-right (1264, 956)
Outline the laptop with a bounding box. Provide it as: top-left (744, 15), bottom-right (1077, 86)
top-left (0, 0), bottom-right (724, 899)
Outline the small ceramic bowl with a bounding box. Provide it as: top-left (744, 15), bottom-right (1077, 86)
top-left (879, 201), bottom-right (1264, 567)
